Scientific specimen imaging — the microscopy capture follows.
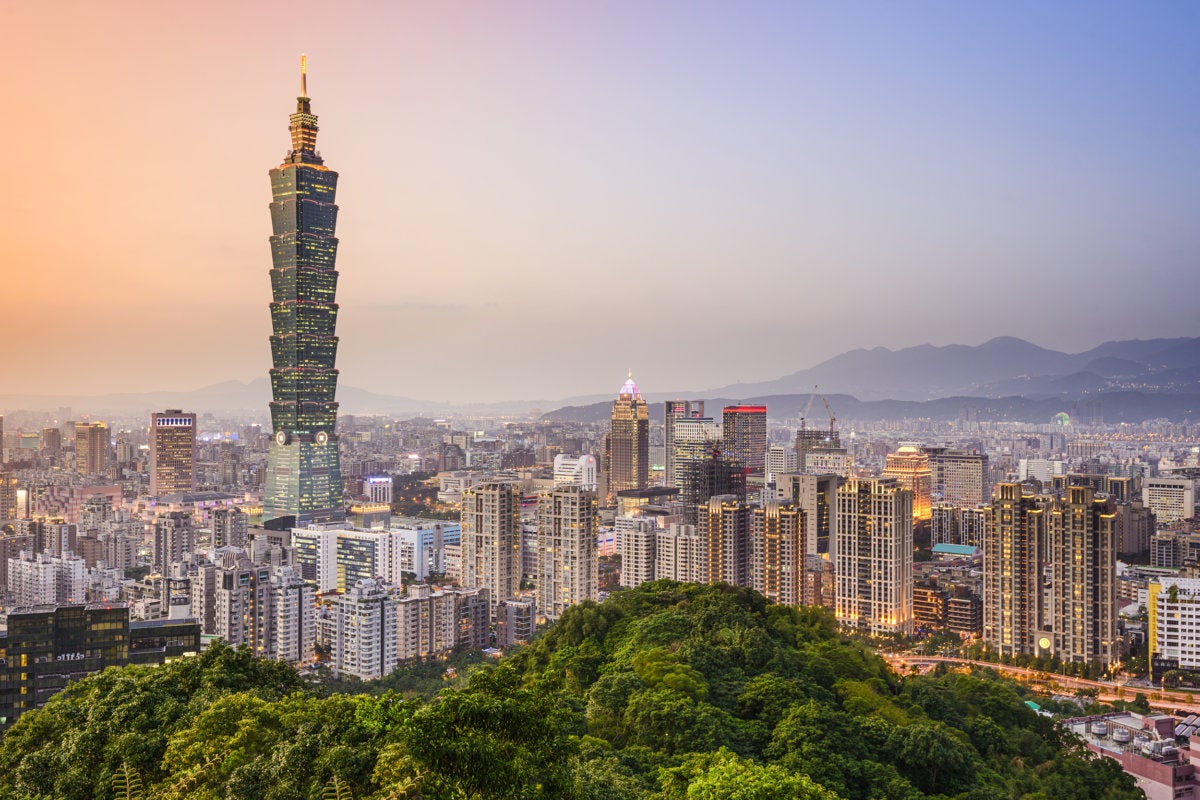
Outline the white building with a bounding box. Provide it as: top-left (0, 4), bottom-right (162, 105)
top-left (273, 565), bottom-right (316, 666)
top-left (654, 523), bottom-right (704, 583)
top-left (553, 454), bottom-right (599, 491)
top-left (332, 578), bottom-right (399, 680)
top-left (617, 515), bottom-right (657, 589)
top-left (765, 445), bottom-right (799, 483)
top-left (1143, 476), bottom-right (1196, 524)
top-left (1148, 578), bottom-right (1200, 674)
top-left (366, 475), bottom-right (394, 505)
top-left (396, 584), bottom-right (458, 661)
top-left (461, 482), bottom-right (521, 623)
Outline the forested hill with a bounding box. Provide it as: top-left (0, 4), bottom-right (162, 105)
top-left (0, 582), bottom-right (1142, 800)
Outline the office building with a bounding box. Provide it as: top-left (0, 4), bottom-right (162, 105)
top-left (536, 486), bottom-right (598, 621)
top-left (263, 59), bottom-right (345, 526)
top-left (552, 454), bottom-right (598, 490)
top-left (1143, 476), bottom-right (1195, 524)
top-left (882, 445), bottom-right (932, 522)
top-left (924, 448), bottom-right (989, 507)
top-left (722, 405), bottom-right (767, 475)
top-left (834, 477), bottom-right (913, 635)
top-left (75, 422), bottom-right (110, 476)
top-left (677, 447), bottom-right (745, 524)
top-left (150, 410), bottom-right (197, 496)
top-left (795, 427), bottom-right (840, 473)
top-left (40, 427), bottom-right (62, 457)
top-left (750, 501), bottom-right (805, 606)
top-left (765, 444), bottom-right (798, 483)
top-left (460, 481), bottom-right (521, 622)
top-left (605, 372), bottom-right (649, 498)
top-left (365, 476), bottom-right (393, 505)
top-left (0, 603), bottom-right (200, 732)
top-left (664, 400), bottom-right (703, 487)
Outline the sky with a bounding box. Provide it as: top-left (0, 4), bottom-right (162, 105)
top-left (3, 1), bottom-right (1199, 404)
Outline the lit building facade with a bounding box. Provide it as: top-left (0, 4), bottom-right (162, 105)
top-left (834, 477), bottom-right (913, 635)
top-left (882, 445), bottom-right (931, 522)
top-left (663, 400), bottom-right (703, 487)
top-left (263, 59), bottom-right (345, 526)
top-left (722, 405), bottom-right (767, 475)
top-left (460, 481), bottom-right (521, 623)
top-left (983, 484), bottom-right (1046, 658)
top-left (536, 486), bottom-right (598, 621)
top-left (149, 410), bottom-right (197, 496)
top-left (605, 372), bottom-right (649, 499)
top-left (750, 501), bottom-right (805, 606)
top-left (74, 422), bottom-right (110, 477)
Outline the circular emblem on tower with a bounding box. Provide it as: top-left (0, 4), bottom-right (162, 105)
top-left (276, 431), bottom-right (289, 446)
top-left (315, 431), bottom-right (328, 445)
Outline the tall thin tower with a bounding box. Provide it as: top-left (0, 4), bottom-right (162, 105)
top-left (263, 56), bottom-right (345, 526)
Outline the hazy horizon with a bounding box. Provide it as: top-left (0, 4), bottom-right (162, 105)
top-left (5, 2), bottom-right (1198, 403)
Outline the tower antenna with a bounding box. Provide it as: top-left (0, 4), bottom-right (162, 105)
top-left (301, 54), bottom-right (307, 97)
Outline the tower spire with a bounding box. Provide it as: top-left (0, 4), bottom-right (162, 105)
top-left (301, 53), bottom-right (307, 97)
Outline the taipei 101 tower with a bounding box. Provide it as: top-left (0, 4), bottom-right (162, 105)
top-left (263, 56), bottom-right (345, 526)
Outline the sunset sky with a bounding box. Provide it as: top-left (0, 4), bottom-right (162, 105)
top-left (3, 2), bottom-right (1198, 403)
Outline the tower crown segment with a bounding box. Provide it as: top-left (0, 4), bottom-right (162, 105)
top-left (287, 54), bottom-right (321, 164)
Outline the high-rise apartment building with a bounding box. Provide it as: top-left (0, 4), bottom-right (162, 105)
top-left (460, 481), bottom-right (521, 623)
top-left (332, 578), bottom-right (398, 680)
top-left (750, 501), bottom-right (805, 606)
top-left (983, 484), bottom-right (1047, 659)
top-left (654, 523), bottom-right (705, 583)
top-left (1048, 486), bottom-right (1117, 667)
top-left (882, 445), bottom-right (932, 522)
top-left (536, 486), bottom-right (597, 621)
top-left (263, 58), bottom-right (345, 526)
top-left (40, 428), bottom-right (62, 457)
top-left (722, 405), bottom-right (767, 475)
top-left (396, 584), bottom-right (458, 661)
top-left (149, 410), bottom-right (197, 496)
top-left (698, 494), bottom-right (750, 587)
top-left (664, 400), bottom-right (703, 487)
top-left (834, 478), bottom-right (913, 635)
top-left (775, 473), bottom-right (838, 556)
top-left (211, 507), bottom-right (249, 549)
top-left (931, 504), bottom-right (987, 548)
top-left (153, 512), bottom-right (194, 572)
top-left (606, 372), bottom-right (649, 499)
top-left (0, 473), bottom-right (17, 520)
top-left (617, 516), bottom-right (657, 589)
top-left (75, 422), bottom-right (110, 476)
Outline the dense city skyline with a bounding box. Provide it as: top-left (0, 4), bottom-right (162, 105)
top-left (4, 2), bottom-right (1198, 402)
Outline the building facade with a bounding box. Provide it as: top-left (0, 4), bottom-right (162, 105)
top-left (263, 60), bottom-right (345, 526)
top-left (834, 477), bottom-right (913, 635)
top-left (536, 486), bottom-right (598, 621)
top-left (150, 410), bottom-right (197, 496)
top-left (606, 372), bottom-right (649, 498)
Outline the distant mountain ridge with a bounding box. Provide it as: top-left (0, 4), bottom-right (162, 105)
top-left (703, 336), bottom-right (1200, 401)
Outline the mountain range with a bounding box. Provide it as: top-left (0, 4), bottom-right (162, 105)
top-left (1, 336), bottom-right (1197, 422)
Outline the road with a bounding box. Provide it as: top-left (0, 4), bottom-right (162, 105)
top-left (885, 654), bottom-right (1200, 716)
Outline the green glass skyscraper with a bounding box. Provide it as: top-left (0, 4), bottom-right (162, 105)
top-left (263, 57), bottom-right (344, 526)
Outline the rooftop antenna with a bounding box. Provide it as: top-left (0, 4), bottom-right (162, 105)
top-left (300, 54), bottom-right (307, 97)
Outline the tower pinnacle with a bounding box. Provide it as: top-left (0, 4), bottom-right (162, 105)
top-left (301, 53), bottom-right (307, 97)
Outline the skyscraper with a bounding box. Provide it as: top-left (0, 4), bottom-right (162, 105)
top-left (834, 477), bottom-right (913, 636)
top-left (536, 486), bottom-right (598, 621)
top-left (263, 57), bottom-right (345, 526)
top-left (1048, 486), bottom-right (1117, 667)
top-left (722, 405), bottom-right (767, 474)
top-left (882, 445), bottom-right (932, 522)
top-left (74, 422), bottom-right (110, 477)
top-left (982, 484), bottom-right (1046, 659)
top-left (150, 410), bottom-right (197, 496)
top-left (605, 372), bottom-right (649, 499)
top-left (663, 400), bottom-right (703, 487)
top-left (460, 481), bottom-right (521, 623)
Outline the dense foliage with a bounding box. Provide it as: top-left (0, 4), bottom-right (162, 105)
top-left (0, 581), bottom-right (1142, 799)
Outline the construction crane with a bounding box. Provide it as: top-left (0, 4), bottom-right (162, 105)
top-left (821, 396), bottom-right (837, 442)
top-left (799, 385), bottom-right (818, 431)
